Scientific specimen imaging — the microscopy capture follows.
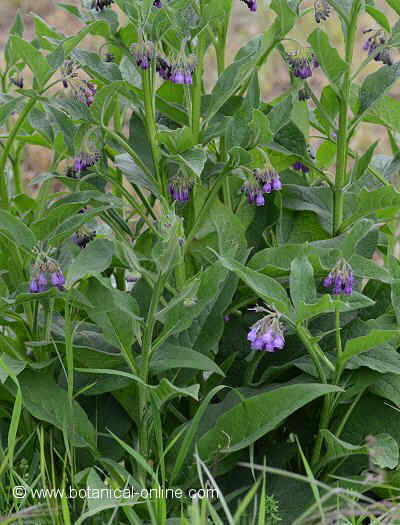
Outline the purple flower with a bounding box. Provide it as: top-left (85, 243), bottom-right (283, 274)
top-left (323, 259), bottom-right (354, 296)
top-left (153, 0), bottom-right (162, 6)
top-left (131, 41), bottom-right (155, 71)
top-left (241, 0), bottom-right (257, 11)
top-left (51, 271), bottom-right (65, 290)
top-left (91, 0), bottom-right (114, 11)
top-left (29, 272), bottom-right (47, 294)
top-left (77, 81), bottom-right (97, 107)
top-left (156, 57), bottom-right (172, 80)
top-left (72, 152), bottom-right (100, 174)
top-left (242, 166), bottom-right (282, 207)
top-left (247, 307), bottom-right (285, 352)
top-left (72, 230), bottom-right (96, 249)
top-left (287, 49), bottom-right (318, 80)
top-left (168, 175), bottom-right (194, 203)
top-left (314, 0), bottom-right (330, 23)
top-left (363, 30), bottom-right (392, 65)
top-left (292, 162), bottom-right (310, 174)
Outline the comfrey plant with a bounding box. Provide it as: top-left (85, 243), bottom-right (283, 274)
top-left (1, 0), bottom-right (400, 523)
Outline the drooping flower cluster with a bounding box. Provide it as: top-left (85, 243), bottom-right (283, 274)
top-left (247, 307), bottom-right (285, 352)
top-left (168, 174), bottom-right (195, 202)
top-left (241, 165), bottom-right (282, 207)
top-left (61, 60), bottom-right (97, 107)
top-left (72, 230), bottom-right (96, 249)
top-left (29, 259), bottom-right (65, 294)
top-left (298, 87), bottom-right (310, 101)
top-left (156, 54), bottom-right (197, 85)
top-left (73, 152), bottom-right (101, 174)
top-left (240, 0), bottom-right (257, 12)
top-left (314, 0), bottom-right (331, 23)
top-left (130, 40), bottom-right (155, 70)
top-left (287, 49), bottom-right (319, 79)
top-left (91, 0), bottom-right (114, 11)
top-left (323, 258), bottom-right (354, 296)
top-left (153, 0), bottom-right (163, 7)
top-left (363, 30), bottom-right (393, 66)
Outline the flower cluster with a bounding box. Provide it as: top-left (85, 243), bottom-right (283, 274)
top-left (241, 165), bottom-right (282, 207)
top-left (11, 76), bottom-right (24, 89)
top-left (130, 40), bottom-right (155, 70)
top-left (61, 60), bottom-right (97, 107)
top-left (287, 49), bottom-right (319, 79)
top-left (314, 0), bottom-right (331, 23)
top-left (323, 259), bottom-right (354, 296)
top-left (91, 0), bottom-right (114, 11)
top-left (73, 152), bottom-right (100, 174)
top-left (240, 0), bottom-right (257, 12)
top-left (168, 174), bottom-right (195, 202)
top-left (363, 30), bottom-right (393, 66)
top-left (292, 161), bottom-right (310, 174)
top-left (153, 0), bottom-right (162, 6)
top-left (72, 230), bottom-right (96, 249)
top-left (156, 55), bottom-right (197, 85)
top-left (247, 307), bottom-right (285, 352)
top-left (29, 259), bottom-right (65, 294)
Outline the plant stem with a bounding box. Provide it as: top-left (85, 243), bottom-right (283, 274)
top-left (192, 0), bottom-right (206, 143)
top-left (142, 68), bottom-right (164, 194)
top-left (333, 0), bottom-right (361, 235)
top-left (335, 308), bottom-right (342, 357)
top-left (138, 272), bottom-right (167, 479)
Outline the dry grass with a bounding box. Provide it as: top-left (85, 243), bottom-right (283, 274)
top-left (0, 0), bottom-right (399, 179)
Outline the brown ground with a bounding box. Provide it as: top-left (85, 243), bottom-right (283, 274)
top-left (0, 0), bottom-right (399, 180)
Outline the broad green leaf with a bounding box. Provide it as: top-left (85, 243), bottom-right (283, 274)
top-left (308, 29), bottom-right (347, 84)
top-left (320, 429), bottom-right (367, 467)
top-left (0, 210), bottom-right (36, 250)
top-left (352, 141), bottom-right (378, 180)
top-left (359, 63), bottom-right (400, 116)
top-left (83, 279), bottom-right (141, 354)
top-left (392, 279), bottom-right (400, 325)
top-left (66, 239), bottom-right (114, 286)
top-left (151, 344), bottom-right (224, 376)
top-left (346, 348), bottom-right (400, 374)
top-left (0, 97), bottom-right (23, 128)
top-left (342, 186), bottom-right (400, 230)
top-left (198, 383), bottom-right (341, 457)
top-left (341, 329), bottom-right (400, 364)
top-left (173, 148), bottom-right (207, 178)
top-left (385, 0), bottom-right (400, 15)
top-left (290, 256), bottom-right (316, 310)
top-left (215, 254), bottom-right (293, 318)
top-left (9, 36), bottom-right (51, 85)
top-left (16, 369), bottom-right (97, 449)
top-left (349, 254), bottom-right (392, 283)
top-left (370, 433), bottom-right (399, 469)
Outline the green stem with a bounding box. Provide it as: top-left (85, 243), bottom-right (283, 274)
top-left (333, 0), bottom-right (361, 235)
top-left (0, 97), bottom-right (37, 208)
top-left (191, 8), bottom-right (206, 144)
top-left (335, 308), bottom-right (342, 358)
top-left (138, 272), bottom-right (167, 478)
top-left (142, 68), bottom-right (164, 194)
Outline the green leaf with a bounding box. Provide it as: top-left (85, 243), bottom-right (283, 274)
top-left (341, 329), bottom-right (400, 364)
top-left (290, 256), bottom-right (316, 311)
top-left (150, 344), bottom-right (224, 376)
top-left (83, 279), bottom-right (140, 354)
top-left (352, 141), bottom-right (378, 180)
top-left (320, 429), bottom-right (367, 467)
top-left (66, 239), bottom-right (114, 286)
top-left (392, 279), bottom-right (400, 324)
top-left (308, 29), bottom-right (347, 84)
top-left (365, 5), bottom-right (391, 33)
top-left (9, 36), bottom-right (51, 85)
top-left (0, 210), bottom-right (36, 250)
top-left (0, 97), bottom-right (23, 128)
top-left (215, 254), bottom-right (293, 318)
top-left (16, 369), bottom-right (97, 449)
top-left (173, 148), bottom-right (207, 178)
top-left (385, 0), bottom-right (400, 16)
top-left (370, 433), bottom-right (399, 469)
top-left (346, 348), bottom-right (400, 375)
top-left (359, 63), bottom-right (400, 116)
top-left (342, 186), bottom-right (400, 230)
top-left (198, 383), bottom-right (341, 458)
